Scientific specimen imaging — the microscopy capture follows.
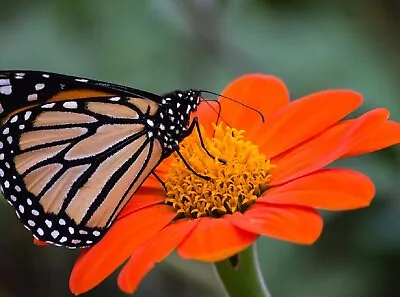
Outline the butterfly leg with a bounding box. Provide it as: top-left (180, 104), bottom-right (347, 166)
top-left (152, 172), bottom-right (167, 191)
top-left (202, 99), bottom-right (222, 137)
top-left (175, 148), bottom-right (211, 181)
top-left (187, 117), bottom-right (226, 164)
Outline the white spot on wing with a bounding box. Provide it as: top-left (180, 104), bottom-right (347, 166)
top-left (0, 85), bottom-right (12, 95)
top-left (35, 83), bottom-right (45, 91)
top-left (0, 79), bottom-right (10, 86)
top-left (28, 94), bottom-right (38, 101)
top-left (45, 220), bottom-right (52, 228)
top-left (10, 115), bottom-right (18, 123)
top-left (42, 103), bottom-right (55, 108)
top-left (63, 101), bottom-right (78, 109)
top-left (51, 230), bottom-right (59, 238)
top-left (75, 78), bottom-right (89, 83)
top-left (24, 111), bottom-right (32, 120)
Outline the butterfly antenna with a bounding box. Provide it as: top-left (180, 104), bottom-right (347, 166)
top-left (200, 90), bottom-right (265, 123)
top-left (202, 99), bottom-right (223, 125)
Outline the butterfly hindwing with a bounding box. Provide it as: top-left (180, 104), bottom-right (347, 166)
top-left (0, 96), bottom-right (163, 248)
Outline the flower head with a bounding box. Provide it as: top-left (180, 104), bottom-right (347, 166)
top-left (69, 74), bottom-right (400, 294)
top-left (165, 124), bottom-right (273, 218)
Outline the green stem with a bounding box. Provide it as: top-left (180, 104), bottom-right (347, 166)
top-left (214, 243), bottom-right (271, 297)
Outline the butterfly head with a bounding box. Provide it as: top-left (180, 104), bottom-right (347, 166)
top-left (162, 89), bottom-right (201, 113)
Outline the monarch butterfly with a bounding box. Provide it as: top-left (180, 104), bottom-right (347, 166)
top-left (0, 70), bottom-right (214, 249)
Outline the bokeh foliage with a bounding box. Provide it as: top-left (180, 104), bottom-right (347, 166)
top-left (1, 0), bottom-right (400, 296)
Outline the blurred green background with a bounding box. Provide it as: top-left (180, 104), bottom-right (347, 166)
top-left (1, 0), bottom-right (400, 296)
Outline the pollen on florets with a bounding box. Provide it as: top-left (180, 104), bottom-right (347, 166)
top-left (164, 124), bottom-right (274, 219)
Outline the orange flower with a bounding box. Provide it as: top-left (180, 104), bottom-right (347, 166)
top-left (69, 74), bottom-right (400, 295)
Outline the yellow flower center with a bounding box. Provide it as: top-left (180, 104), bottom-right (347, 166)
top-left (164, 124), bottom-right (274, 219)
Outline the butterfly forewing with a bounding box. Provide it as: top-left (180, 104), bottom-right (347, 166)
top-left (0, 71), bottom-right (161, 123)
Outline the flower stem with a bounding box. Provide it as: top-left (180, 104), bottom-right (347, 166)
top-left (214, 243), bottom-right (271, 297)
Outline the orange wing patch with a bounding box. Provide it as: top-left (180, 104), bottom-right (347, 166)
top-left (39, 164), bottom-right (90, 214)
top-left (128, 98), bottom-right (159, 116)
top-left (65, 134), bottom-right (148, 226)
top-left (19, 127), bottom-right (87, 151)
top-left (49, 90), bottom-right (115, 102)
top-left (34, 111), bottom-right (97, 127)
top-left (64, 124), bottom-right (144, 160)
top-left (87, 102), bottom-right (139, 119)
top-left (14, 144), bottom-right (70, 175)
top-left (108, 139), bottom-right (162, 225)
top-left (24, 163), bottom-right (63, 196)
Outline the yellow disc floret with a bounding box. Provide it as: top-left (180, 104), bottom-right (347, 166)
top-left (164, 124), bottom-right (274, 219)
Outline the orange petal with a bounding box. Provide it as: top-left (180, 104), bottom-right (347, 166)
top-left (260, 168), bottom-right (375, 210)
top-left (227, 203), bottom-right (322, 244)
top-left (153, 156), bottom-right (173, 177)
top-left (33, 238), bottom-right (50, 246)
top-left (118, 185), bottom-right (165, 218)
top-left (218, 74), bottom-right (289, 136)
top-left (118, 219), bottom-right (198, 294)
top-left (177, 217), bottom-right (257, 262)
top-left (259, 90), bottom-right (363, 158)
top-left (192, 100), bottom-right (220, 137)
top-left (343, 120), bottom-right (400, 157)
top-left (270, 108), bottom-right (388, 185)
top-left (69, 205), bottom-right (176, 295)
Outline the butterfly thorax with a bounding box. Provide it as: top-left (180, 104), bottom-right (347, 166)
top-left (150, 90), bottom-right (201, 156)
